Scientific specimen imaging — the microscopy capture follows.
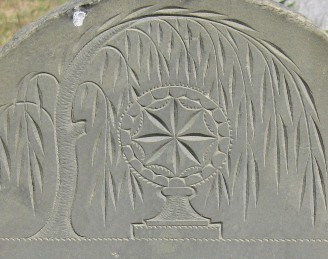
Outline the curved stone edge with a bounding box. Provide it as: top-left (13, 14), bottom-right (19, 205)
top-left (0, 0), bottom-right (327, 60)
top-left (248, 0), bottom-right (328, 40)
top-left (0, 0), bottom-right (101, 58)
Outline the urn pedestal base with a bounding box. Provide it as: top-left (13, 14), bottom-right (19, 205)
top-left (131, 187), bottom-right (222, 239)
top-left (131, 224), bottom-right (222, 240)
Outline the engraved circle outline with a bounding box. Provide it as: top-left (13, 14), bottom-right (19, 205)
top-left (118, 84), bottom-right (232, 187)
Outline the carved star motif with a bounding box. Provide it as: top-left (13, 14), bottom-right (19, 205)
top-left (133, 97), bottom-right (217, 176)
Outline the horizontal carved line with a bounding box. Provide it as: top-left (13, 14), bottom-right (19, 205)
top-left (0, 238), bottom-right (328, 243)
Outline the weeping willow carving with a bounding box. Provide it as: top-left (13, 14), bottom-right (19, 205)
top-left (0, 73), bottom-right (58, 215)
top-left (72, 12), bottom-right (327, 226)
top-left (0, 7), bottom-right (326, 237)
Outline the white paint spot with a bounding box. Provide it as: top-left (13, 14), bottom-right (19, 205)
top-left (73, 10), bottom-right (87, 27)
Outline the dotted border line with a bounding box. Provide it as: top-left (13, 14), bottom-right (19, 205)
top-left (1, 238), bottom-right (328, 243)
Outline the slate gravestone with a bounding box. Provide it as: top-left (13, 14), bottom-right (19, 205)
top-left (0, 0), bottom-right (328, 258)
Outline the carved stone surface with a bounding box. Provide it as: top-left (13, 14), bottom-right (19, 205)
top-left (0, 0), bottom-right (328, 258)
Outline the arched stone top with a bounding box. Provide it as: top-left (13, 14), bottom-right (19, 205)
top-left (0, 0), bottom-right (327, 257)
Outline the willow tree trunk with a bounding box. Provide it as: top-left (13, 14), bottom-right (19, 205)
top-left (33, 23), bottom-right (132, 238)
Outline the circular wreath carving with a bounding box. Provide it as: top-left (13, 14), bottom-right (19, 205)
top-left (119, 86), bottom-right (231, 187)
